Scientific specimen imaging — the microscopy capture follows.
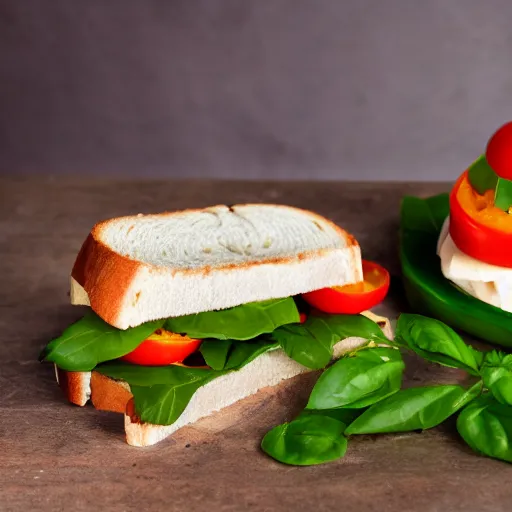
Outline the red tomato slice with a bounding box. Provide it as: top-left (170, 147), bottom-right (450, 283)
top-left (301, 260), bottom-right (390, 314)
top-left (299, 312), bottom-right (307, 324)
top-left (450, 171), bottom-right (512, 267)
top-left (121, 329), bottom-right (201, 366)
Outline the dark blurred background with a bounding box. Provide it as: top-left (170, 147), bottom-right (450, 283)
top-left (1, 0), bottom-right (512, 180)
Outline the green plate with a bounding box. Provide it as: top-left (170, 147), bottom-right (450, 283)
top-left (400, 193), bottom-right (512, 347)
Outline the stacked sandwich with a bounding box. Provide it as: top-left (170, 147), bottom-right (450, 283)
top-left (438, 122), bottom-right (512, 312)
top-left (40, 204), bottom-right (391, 446)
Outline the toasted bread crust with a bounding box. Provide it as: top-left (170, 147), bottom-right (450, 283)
top-left (90, 371), bottom-right (133, 413)
top-left (71, 204), bottom-right (361, 328)
top-left (56, 367), bottom-right (91, 406)
top-left (72, 234), bottom-right (140, 327)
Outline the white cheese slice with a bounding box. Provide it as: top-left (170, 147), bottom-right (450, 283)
top-left (437, 217), bottom-right (512, 312)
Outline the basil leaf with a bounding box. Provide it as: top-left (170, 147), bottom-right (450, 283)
top-left (96, 361), bottom-right (222, 425)
top-left (223, 339), bottom-right (278, 369)
top-left (307, 348), bottom-right (404, 409)
top-left (199, 340), bottom-right (233, 370)
top-left (345, 383), bottom-right (480, 434)
top-left (494, 177), bottom-right (512, 212)
top-left (273, 313), bottom-right (386, 370)
top-left (457, 395), bottom-right (512, 463)
top-left (199, 338), bottom-right (278, 371)
top-left (261, 414), bottom-right (348, 466)
top-left (40, 312), bottom-right (164, 371)
top-left (130, 378), bottom-right (217, 425)
top-left (164, 298), bottom-right (299, 340)
top-left (481, 351), bottom-right (512, 406)
top-left (468, 154), bottom-right (498, 194)
top-left (96, 340), bottom-right (278, 426)
top-left (396, 314), bottom-right (480, 375)
top-left (96, 360), bottom-right (214, 386)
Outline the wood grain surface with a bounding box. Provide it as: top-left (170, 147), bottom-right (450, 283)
top-left (1, 177), bottom-right (512, 512)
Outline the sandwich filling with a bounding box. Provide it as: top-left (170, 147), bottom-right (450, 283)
top-left (40, 294), bottom-right (389, 428)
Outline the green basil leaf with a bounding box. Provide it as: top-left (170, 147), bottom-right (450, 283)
top-left (164, 298), bottom-right (299, 340)
top-left (40, 312), bottom-right (164, 371)
top-left (223, 338), bottom-right (279, 370)
top-left (307, 348), bottom-right (404, 409)
top-left (457, 395), bottom-right (512, 463)
top-left (345, 383), bottom-right (480, 434)
top-left (261, 415), bottom-right (347, 466)
top-left (130, 378), bottom-right (216, 425)
top-left (199, 338), bottom-right (278, 371)
top-left (467, 154), bottom-right (498, 194)
top-left (97, 361), bottom-right (222, 425)
top-left (481, 351), bottom-right (512, 406)
top-left (96, 341), bottom-right (280, 426)
top-left (396, 314), bottom-right (480, 375)
top-left (494, 177), bottom-right (512, 212)
top-left (199, 340), bottom-right (233, 370)
top-left (96, 360), bottom-right (214, 386)
top-left (273, 313), bottom-right (386, 370)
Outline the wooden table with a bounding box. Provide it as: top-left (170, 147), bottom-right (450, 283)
top-left (2, 177), bottom-right (511, 512)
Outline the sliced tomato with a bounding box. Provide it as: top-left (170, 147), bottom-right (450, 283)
top-left (121, 329), bottom-right (201, 366)
top-left (299, 312), bottom-right (307, 324)
top-left (450, 170), bottom-right (512, 267)
top-left (302, 260), bottom-right (390, 314)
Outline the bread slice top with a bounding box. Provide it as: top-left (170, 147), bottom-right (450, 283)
top-left (71, 204), bottom-right (362, 329)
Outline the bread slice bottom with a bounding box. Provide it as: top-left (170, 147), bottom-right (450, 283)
top-left (55, 311), bottom-right (392, 447)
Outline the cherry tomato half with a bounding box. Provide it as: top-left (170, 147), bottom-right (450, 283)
top-left (302, 260), bottom-right (390, 314)
top-left (449, 171), bottom-right (512, 267)
top-left (486, 122), bottom-right (512, 180)
top-left (121, 329), bottom-right (201, 366)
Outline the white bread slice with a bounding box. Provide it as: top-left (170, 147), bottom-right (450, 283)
top-left (56, 311), bottom-right (392, 447)
top-left (71, 204), bottom-right (362, 329)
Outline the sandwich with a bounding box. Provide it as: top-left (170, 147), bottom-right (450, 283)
top-left (438, 122), bottom-right (512, 312)
top-left (40, 204), bottom-right (391, 447)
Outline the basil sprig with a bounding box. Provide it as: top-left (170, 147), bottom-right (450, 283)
top-left (345, 382), bottom-right (481, 435)
top-left (395, 314), bottom-right (481, 375)
top-left (262, 314), bottom-right (512, 467)
top-left (273, 313), bottom-right (387, 370)
top-left (457, 395), bottom-right (512, 463)
top-left (307, 347), bottom-right (404, 410)
top-left (480, 351), bottom-right (512, 406)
